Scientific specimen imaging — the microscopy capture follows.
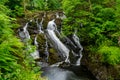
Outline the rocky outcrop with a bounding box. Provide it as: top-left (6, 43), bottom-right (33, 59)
top-left (82, 48), bottom-right (120, 80)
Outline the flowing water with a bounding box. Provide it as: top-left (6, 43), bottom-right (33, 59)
top-left (72, 30), bottom-right (83, 66)
top-left (36, 17), bottom-right (44, 33)
top-left (18, 12), bottom-right (96, 80)
top-left (44, 35), bottom-right (49, 62)
top-left (46, 19), bottom-right (70, 63)
top-left (23, 22), bottom-right (30, 39)
top-left (18, 22), bottom-right (30, 42)
top-left (30, 35), bottom-right (40, 59)
top-left (41, 66), bottom-right (96, 80)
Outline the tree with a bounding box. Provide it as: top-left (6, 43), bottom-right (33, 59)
top-left (62, 0), bottom-right (120, 65)
top-left (0, 1), bottom-right (43, 79)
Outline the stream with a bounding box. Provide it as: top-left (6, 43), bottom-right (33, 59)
top-left (41, 65), bottom-right (96, 80)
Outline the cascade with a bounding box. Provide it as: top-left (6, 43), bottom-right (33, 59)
top-left (72, 30), bottom-right (83, 66)
top-left (19, 14), bottom-right (83, 65)
top-left (23, 22), bottom-right (30, 40)
top-left (46, 19), bottom-right (70, 63)
top-left (47, 19), bottom-right (57, 30)
top-left (18, 12), bottom-right (96, 80)
top-left (36, 18), bottom-right (44, 33)
top-left (31, 35), bottom-right (40, 60)
top-left (44, 35), bottom-right (49, 62)
top-left (34, 35), bottom-right (38, 47)
top-left (18, 22), bottom-right (30, 42)
top-left (55, 12), bottom-right (60, 18)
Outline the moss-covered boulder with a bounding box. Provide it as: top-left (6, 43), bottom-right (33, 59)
top-left (48, 48), bottom-right (61, 64)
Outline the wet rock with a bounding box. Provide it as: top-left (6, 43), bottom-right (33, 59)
top-left (48, 48), bottom-right (61, 64)
top-left (82, 49), bottom-right (120, 80)
top-left (37, 33), bottom-right (46, 59)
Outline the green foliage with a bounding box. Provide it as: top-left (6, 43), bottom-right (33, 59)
top-left (28, 0), bottom-right (45, 10)
top-left (5, 0), bottom-right (62, 17)
top-left (98, 46), bottom-right (120, 65)
top-left (62, 0), bottom-right (120, 65)
top-left (47, 0), bottom-right (61, 10)
top-left (0, 1), bottom-right (44, 80)
top-left (97, 8), bottom-right (115, 21)
top-left (6, 0), bottom-right (24, 17)
top-left (29, 0), bottom-right (61, 10)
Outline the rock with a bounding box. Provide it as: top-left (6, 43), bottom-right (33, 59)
top-left (48, 48), bottom-right (61, 64)
top-left (82, 49), bottom-right (120, 80)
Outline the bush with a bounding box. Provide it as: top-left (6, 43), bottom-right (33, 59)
top-left (0, 2), bottom-right (44, 80)
top-left (98, 46), bottom-right (120, 65)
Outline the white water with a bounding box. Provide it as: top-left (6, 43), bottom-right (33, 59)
top-left (76, 53), bottom-right (83, 66)
top-left (72, 34), bottom-right (83, 51)
top-left (72, 31), bottom-right (83, 66)
top-left (30, 35), bottom-right (40, 59)
top-left (31, 50), bottom-right (39, 59)
top-left (34, 36), bottom-right (38, 47)
top-left (46, 30), bottom-right (70, 63)
top-left (47, 19), bottom-right (57, 30)
top-left (46, 19), bottom-right (70, 63)
top-left (56, 12), bottom-right (60, 18)
top-left (23, 22), bottom-right (30, 39)
top-left (44, 35), bottom-right (49, 62)
top-left (18, 13), bottom-right (97, 80)
top-left (19, 17), bottom-right (83, 66)
top-left (36, 18), bottom-right (44, 33)
top-left (42, 67), bottom-right (81, 80)
top-left (18, 22), bottom-right (30, 42)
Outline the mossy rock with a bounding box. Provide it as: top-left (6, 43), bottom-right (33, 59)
top-left (37, 33), bottom-right (46, 57)
top-left (48, 48), bottom-right (61, 64)
top-left (28, 20), bottom-right (38, 35)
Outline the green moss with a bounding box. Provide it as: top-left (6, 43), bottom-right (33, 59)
top-left (48, 48), bottom-right (61, 64)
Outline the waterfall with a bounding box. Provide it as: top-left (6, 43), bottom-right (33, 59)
top-left (34, 36), bottom-right (38, 47)
top-left (36, 18), bottom-right (44, 33)
top-left (41, 67), bottom-right (81, 80)
top-left (56, 12), bottom-right (60, 18)
top-left (44, 35), bottom-right (49, 62)
top-left (72, 30), bottom-right (83, 66)
top-left (47, 19), bottom-right (57, 30)
top-left (31, 50), bottom-right (39, 59)
top-left (17, 12), bottom-right (97, 80)
top-left (18, 12), bottom-right (83, 66)
top-left (46, 19), bottom-right (70, 63)
top-left (18, 22), bottom-right (30, 42)
top-left (30, 35), bottom-right (40, 60)
top-left (23, 22), bottom-right (30, 39)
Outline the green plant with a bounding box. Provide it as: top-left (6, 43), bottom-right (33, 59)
top-left (0, 1), bottom-right (44, 79)
top-left (98, 46), bottom-right (120, 65)
top-left (62, 0), bottom-right (120, 66)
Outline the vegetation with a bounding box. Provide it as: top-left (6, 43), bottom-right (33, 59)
top-left (1, 0), bottom-right (120, 79)
top-left (5, 0), bottom-right (62, 17)
top-left (62, 0), bottom-right (120, 65)
top-left (0, 0), bottom-right (62, 79)
top-left (0, 0), bottom-right (45, 80)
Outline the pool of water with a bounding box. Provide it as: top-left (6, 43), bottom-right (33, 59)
top-left (41, 65), bottom-right (97, 80)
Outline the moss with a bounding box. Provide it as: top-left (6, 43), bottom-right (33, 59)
top-left (37, 34), bottom-right (46, 58)
top-left (48, 48), bottom-right (61, 64)
top-left (82, 46), bottom-right (120, 80)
